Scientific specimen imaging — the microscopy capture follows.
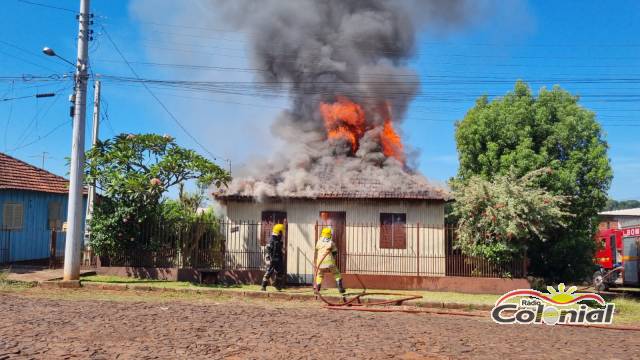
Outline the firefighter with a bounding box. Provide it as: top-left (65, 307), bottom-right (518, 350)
top-left (261, 223), bottom-right (285, 291)
top-left (315, 227), bottom-right (346, 294)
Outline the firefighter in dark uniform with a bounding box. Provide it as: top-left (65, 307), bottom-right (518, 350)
top-left (261, 223), bottom-right (285, 291)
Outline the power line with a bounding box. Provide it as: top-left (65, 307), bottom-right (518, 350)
top-left (0, 74), bottom-right (69, 82)
top-left (16, 0), bottom-right (76, 13)
top-left (129, 20), bottom-right (239, 34)
top-left (92, 80), bottom-right (640, 127)
top-left (100, 25), bottom-right (229, 165)
top-left (0, 48), bottom-right (62, 73)
top-left (0, 39), bottom-right (67, 72)
top-left (122, 19), bottom-right (640, 49)
top-left (12, 86), bottom-right (68, 149)
top-left (95, 75), bottom-right (640, 105)
top-left (8, 119), bottom-right (71, 152)
top-left (3, 81), bottom-right (15, 151)
top-left (0, 92), bottom-right (57, 102)
top-left (100, 94), bottom-right (116, 136)
top-left (109, 23), bottom-right (640, 59)
top-left (94, 58), bottom-right (640, 78)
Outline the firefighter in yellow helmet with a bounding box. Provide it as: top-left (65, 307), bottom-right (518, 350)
top-left (315, 227), bottom-right (346, 294)
top-left (261, 223), bottom-right (285, 291)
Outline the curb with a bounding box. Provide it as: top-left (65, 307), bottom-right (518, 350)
top-left (66, 281), bottom-right (494, 312)
top-left (41, 280), bottom-right (81, 289)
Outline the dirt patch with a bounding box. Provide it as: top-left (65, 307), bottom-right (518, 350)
top-left (0, 290), bottom-right (639, 359)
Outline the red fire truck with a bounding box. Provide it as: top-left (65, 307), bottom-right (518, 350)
top-left (593, 226), bottom-right (640, 290)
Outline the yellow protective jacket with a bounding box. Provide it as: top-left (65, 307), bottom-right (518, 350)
top-left (316, 236), bottom-right (337, 269)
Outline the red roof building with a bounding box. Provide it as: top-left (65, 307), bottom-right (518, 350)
top-left (0, 152), bottom-right (71, 194)
top-left (0, 152), bottom-right (88, 263)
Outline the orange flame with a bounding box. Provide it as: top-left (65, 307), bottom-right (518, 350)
top-left (319, 96), bottom-right (366, 153)
top-left (379, 102), bottom-right (404, 162)
top-left (381, 120), bottom-right (404, 162)
top-left (319, 96), bottom-right (404, 162)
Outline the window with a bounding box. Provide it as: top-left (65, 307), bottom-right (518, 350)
top-left (2, 202), bottom-right (24, 230)
top-left (380, 213), bottom-right (406, 249)
top-left (48, 201), bottom-right (61, 230)
top-left (599, 238), bottom-right (606, 250)
top-left (261, 211), bottom-right (287, 246)
top-left (610, 235), bottom-right (618, 264)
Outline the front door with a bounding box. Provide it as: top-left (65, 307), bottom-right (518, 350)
top-left (610, 235), bottom-right (618, 265)
top-left (319, 211), bottom-right (347, 272)
top-left (261, 211), bottom-right (287, 274)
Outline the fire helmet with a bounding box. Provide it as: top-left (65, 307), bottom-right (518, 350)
top-left (272, 223), bottom-right (285, 236)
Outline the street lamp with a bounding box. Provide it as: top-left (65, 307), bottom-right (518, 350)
top-left (42, 46), bottom-right (76, 67)
top-left (42, 46), bottom-right (78, 117)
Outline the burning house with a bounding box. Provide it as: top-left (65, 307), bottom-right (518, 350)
top-left (213, 1), bottom-right (452, 284)
top-left (216, 168), bottom-right (449, 283)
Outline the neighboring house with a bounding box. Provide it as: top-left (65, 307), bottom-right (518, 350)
top-left (598, 208), bottom-right (640, 230)
top-left (0, 152), bottom-right (86, 264)
top-left (215, 176), bottom-right (450, 284)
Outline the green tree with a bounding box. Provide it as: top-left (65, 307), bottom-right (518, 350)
top-left (452, 168), bottom-right (571, 264)
top-left (85, 134), bottom-right (230, 256)
top-left (604, 199), bottom-right (640, 211)
top-left (454, 81), bottom-right (612, 281)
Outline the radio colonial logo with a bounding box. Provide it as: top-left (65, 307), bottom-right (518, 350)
top-left (491, 283), bottom-right (615, 325)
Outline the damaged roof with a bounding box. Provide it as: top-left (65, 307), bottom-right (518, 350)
top-left (215, 173), bottom-right (451, 201)
top-left (0, 152), bottom-right (73, 194)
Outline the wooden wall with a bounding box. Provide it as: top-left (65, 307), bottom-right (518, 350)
top-left (221, 198), bottom-right (445, 284)
top-left (0, 190), bottom-right (86, 262)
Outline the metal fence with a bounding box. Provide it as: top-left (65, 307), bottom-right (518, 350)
top-left (96, 221), bottom-right (525, 279)
top-left (444, 224), bottom-right (526, 278)
top-left (48, 230), bottom-right (98, 269)
top-left (100, 221), bottom-right (266, 270)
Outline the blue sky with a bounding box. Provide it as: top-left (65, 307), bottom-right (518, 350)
top-left (1, 0), bottom-right (638, 200)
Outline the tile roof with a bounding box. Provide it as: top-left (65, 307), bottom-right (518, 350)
top-left (215, 169), bottom-right (451, 201)
top-left (0, 152), bottom-right (72, 194)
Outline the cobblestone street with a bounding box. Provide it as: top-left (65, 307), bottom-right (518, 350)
top-left (1, 290), bottom-right (639, 359)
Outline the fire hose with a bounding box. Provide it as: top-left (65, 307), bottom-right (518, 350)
top-left (312, 249), bottom-right (422, 308)
top-left (310, 252), bottom-right (640, 331)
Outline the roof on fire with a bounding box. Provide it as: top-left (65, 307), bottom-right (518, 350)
top-left (0, 152), bottom-right (73, 194)
top-left (214, 174), bottom-right (451, 202)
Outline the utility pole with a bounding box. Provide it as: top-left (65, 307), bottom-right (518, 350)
top-left (63, 0), bottom-right (91, 281)
top-left (40, 152), bottom-right (49, 168)
top-left (84, 80), bottom-right (100, 245)
top-left (29, 152), bottom-right (51, 169)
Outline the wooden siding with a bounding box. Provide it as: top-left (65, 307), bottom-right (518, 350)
top-left (221, 198), bottom-right (445, 283)
top-left (0, 190), bottom-right (86, 262)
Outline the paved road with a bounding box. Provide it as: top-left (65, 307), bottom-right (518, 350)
top-left (0, 291), bottom-right (638, 359)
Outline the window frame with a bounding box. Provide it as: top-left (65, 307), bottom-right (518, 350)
top-left (2, 202), bottom-right (24, 230)
top-left (48, 201), bottom-right (62, 230)
top-left (379, 213), bottom-right (407, 250)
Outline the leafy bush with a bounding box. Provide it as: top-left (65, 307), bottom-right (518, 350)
top-left (452, 168), bottom-right (572, 264)
top-left (454, 82), bottom-right (612, 281)
top-left (85, 134), bottom-right (230, 256)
